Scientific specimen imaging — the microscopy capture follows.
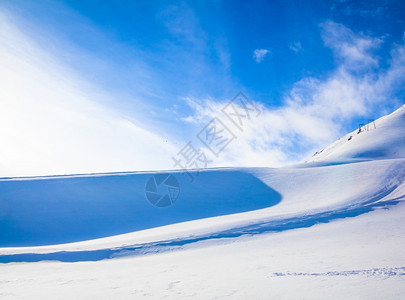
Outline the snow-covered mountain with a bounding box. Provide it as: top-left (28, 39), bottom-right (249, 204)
top-left (1, 105), bottom-right (405, 298)
top-left (308, 104), bottom-right (405, 163)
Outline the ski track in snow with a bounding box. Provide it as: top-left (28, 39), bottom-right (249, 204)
top-left (271, 267), bottom-right (405, 278)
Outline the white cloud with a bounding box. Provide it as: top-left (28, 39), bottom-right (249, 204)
top-left (320, 21), bottom-right (381, 70)
top-left (183, 22), bottom-right (405, 168)
top-left (0, 10), bottom-right (178, 177)
top-left (253, 48), bottom-right (270, 63)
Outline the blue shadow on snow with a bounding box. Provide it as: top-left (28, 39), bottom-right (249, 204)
top-left (0, 170), bottom-right (281, 247)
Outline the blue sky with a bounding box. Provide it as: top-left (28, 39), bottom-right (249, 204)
top-left (1, 0), bottom-right (405, 175)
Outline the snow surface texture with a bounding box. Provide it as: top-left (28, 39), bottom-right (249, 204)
top-left (0, 105), bottom-right (405, 298)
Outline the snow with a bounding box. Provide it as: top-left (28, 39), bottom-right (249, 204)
top-left (307, 105), bottom-right (405, 163)
top-left (1, 201), bottom-right (405, 299)
top-left (0, 105), bottom-right (405, 298)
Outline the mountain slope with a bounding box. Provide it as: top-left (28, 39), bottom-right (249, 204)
top-left (308, 105), bottom-right (405, 163)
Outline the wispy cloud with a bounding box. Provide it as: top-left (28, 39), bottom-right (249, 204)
top-left (183, 21), bottom-right (405, 168)
top-left (289, 41), bottom-right (302, 53)
top-left (0, 1), bottom-right (241, 176)
top-left (0, 9), bottom-right (179, 177)
top-left (320, 20), bottom-right (381, 70)
top-left (253, 48), bottom-right (270, 63)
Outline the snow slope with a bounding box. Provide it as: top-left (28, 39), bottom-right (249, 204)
top-left (0, 105), bottom-right (405, 298)
top-left (308, 104), bottom-right (405, 163)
